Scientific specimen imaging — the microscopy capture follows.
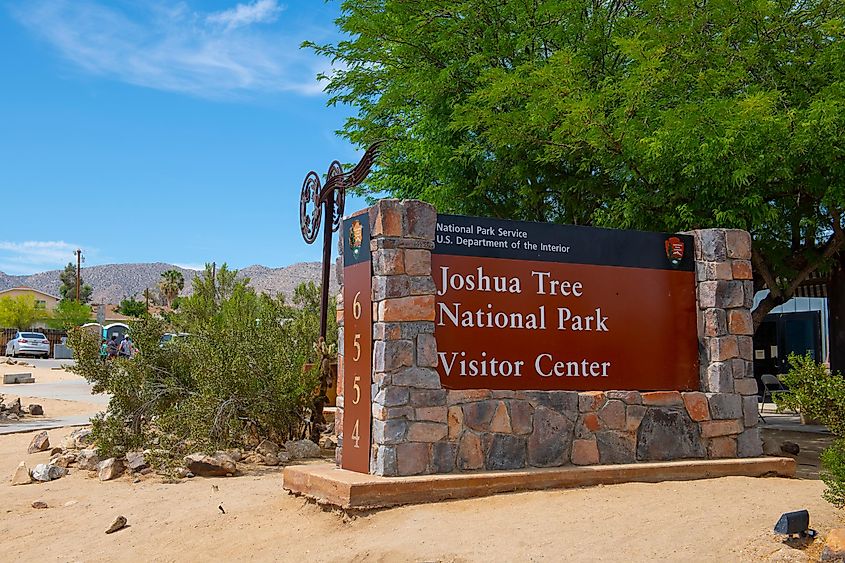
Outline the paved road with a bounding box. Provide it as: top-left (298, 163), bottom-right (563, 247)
top-left (1, 357), bottom-right (106, 435)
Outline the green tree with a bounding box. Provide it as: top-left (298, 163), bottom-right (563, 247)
top-left (58, 262), bottom-right (93, 303)
top-left (313, 0), bottom-right (845, 328)
top-left (158, 269), bottom-right (185, 308)
top-left (0, 295), bottom-right (42, 328)
top-left (49, 300), bottom-right (92, 331)
top-left (118, 297), bottom-right (147, 318)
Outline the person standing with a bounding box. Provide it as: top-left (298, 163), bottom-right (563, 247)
top-left (118, 335), bottom-right (133, 359)
top-left (106, 335), bottom-right (119, 360)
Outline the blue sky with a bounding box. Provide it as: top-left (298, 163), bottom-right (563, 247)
top-left (0, 0), bottom-right (369, 275)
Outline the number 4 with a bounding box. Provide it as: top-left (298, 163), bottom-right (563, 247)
top-left (351, 419), bottom-right (361, 448)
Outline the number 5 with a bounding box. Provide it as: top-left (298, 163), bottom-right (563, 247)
top-left (352, 375), bottom-right (361, 405)
top-left (353, 333), bottom-right (361, 361)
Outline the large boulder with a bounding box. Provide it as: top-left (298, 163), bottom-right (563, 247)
top-left (98, 458), bottom-right (125, 481)
top-left (27, 431), bottom-right (50, 454)
top-left (10, 461), bottom-right (32, 485)
top-left (77, 449), bottom-right (100, 471)
top-left (31, 463), bottom-right (66, 482)
top-left (184, 453), bottom-right (237, 477)
top-left (284, 440), bottom-right (321, 460)
top-left (27, 404), bottom-right (44, 416)
top-left (50, 452), bottom-right (77, 468)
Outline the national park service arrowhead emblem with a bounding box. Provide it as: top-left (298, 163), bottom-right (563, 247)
top-left (349, 220), bottom-right (364, 258)
top-left (665, 236), bottom-right (685, 266)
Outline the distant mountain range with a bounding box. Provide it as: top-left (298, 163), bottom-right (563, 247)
top-left (0, 262), bottom-right (338, 304)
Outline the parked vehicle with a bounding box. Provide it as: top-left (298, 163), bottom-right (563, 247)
top-left (5, 331), bottom-right (50, 358)
top-left (159, 333), bottom-right (191, 348)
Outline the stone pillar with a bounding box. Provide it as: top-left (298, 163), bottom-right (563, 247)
top-left (691, 229), bottom-right (762, 457)
top-left (367, 199), bottom-right (441, 476)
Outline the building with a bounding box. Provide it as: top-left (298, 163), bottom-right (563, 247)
top-left (0, 287), bottom-right (61, 313)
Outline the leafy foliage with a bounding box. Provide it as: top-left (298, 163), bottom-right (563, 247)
top-left (59, 262), bottom-right (92, 303)
top-left (0, 295), bottom-right (43, 328)
top-left (118, 297), bottom-right (147, 318)
top-left (68, 267), bottom-right (333, 465)
top-left (48, 300), bottom-right (92, 330)
top-left (313, 0), bottom-right (845, 326)
top-left (776, 353), bottom-right (845, 507)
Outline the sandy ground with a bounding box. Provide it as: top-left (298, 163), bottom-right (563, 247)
top-left (0, 360), bottom-right (81, 383)
top-left (0, 425), bottom-right (841, 562)
top-left (1, 363), bottom-right (842, 561)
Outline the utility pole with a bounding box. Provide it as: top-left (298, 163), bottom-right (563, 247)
top-left (74, 249), bottom-right (83, 302)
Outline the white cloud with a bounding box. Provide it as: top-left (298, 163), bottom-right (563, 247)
top-left (0, 241), bottom-right (88, 275)
top-left (207, 0), bottom-right (283, 30)
top-left (10, 1), bottom-right (326, 99)
top-left (172, 263), bottom-right (206, 271)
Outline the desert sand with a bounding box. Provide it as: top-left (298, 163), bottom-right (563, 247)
top-left (1, 363), bottom-right (841, 561)
top-left (0, 424), bottom-right (841, 562)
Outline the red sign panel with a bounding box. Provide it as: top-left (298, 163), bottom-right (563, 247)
top-left (433, 215), bottom-right (699, 392)
top-left (341, 216), bottom-right (373, 473)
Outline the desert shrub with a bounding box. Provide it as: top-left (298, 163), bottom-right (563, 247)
top-left (775, 353), bottom-right (845, 507)
top-left (68, 268), bottom-right (333, 465)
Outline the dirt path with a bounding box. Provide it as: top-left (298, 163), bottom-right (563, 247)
top-left (1, 427), bottom-right (842, 562)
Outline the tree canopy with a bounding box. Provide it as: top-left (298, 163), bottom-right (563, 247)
top-left (59, 262), bottom-right (93, 303)
top-left (313, 0), bottom-right (845, 327)
top-left (0, 295), bottom-right (42, 329)
top-left (118, 297), bottom-right (148, 318)
top-left (159, 269), bottom-right (185, 309)
top-left (48, 300), bottom-right (92, 331)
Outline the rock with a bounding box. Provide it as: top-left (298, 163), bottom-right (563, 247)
top-left (636, 408), bottom-right (705, 461)
top-left (31, 463), bottom-right (66, 482)
top-left (484, 434), bottom-right (527, 470)
top-left (284, 439), bottom-right (321, 460)
top-left (6, 397), bottom-right (22, 415)
top-left (125, 451), bottom-right (148, 472)
top-left (184, 453), bottom-right (237, 477)
top-left (763, 440), bottom-right (780, 456)
top-left (98, 458), bottom-right (125, 481)
top-left (31, 501), bottom-right (48, 509)
top-left (596, 431), bottom-right (637, 464)
top-left (27, 431), bottom-right (50, 454)
top-left (781, 441), bottom-right (800, 456)
top-left (260, 453), bottom-right (280, 466)
top-left (571, 439), bottom-right (600, 465)
top-left (76, 449), bottom-right (101, 471)
top-left (319, 435), bottom-right (337, 450)
top-left (256, 440), bottom-right (280, 457)
top-left (50, 447), bottom-right (63, 455)
top-left (457, 432), bottom-right (484, 470)
top-left (175, 467), bottom-right (193, 479)
top-left (527, 407), bottom-right (574, 467)
top-left (105, 516), bottom-right (128, 534)
top-left (62, 428), bottom-right (94, 450)
top-left (28, 404), bottom-right (43, 416)
top-left (822, 528), bottom-right (845, 561)
top-left (10, 461), bottom-right (32, 485)
top-left (225, 449), bottom-right (243, 462)
top-left (241, 453), bottom-right (263, 465)
top-left (50, 452), bottom-right (77, 468)
top-left (769, 546), bottom-right (809, 562)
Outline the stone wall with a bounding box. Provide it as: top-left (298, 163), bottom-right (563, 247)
top-left (336, 199), bottom-right (762, 476)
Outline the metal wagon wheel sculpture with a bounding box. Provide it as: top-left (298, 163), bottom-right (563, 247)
top-left (298, 141), bottom-right (382, 338)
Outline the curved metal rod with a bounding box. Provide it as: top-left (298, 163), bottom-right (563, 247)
top-left (316, 141), bottom-right (382, 205)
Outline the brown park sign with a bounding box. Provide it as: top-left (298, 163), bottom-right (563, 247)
top-left (432, 214), bottom-right (699, 392)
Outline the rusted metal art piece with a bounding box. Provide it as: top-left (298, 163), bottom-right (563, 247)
top-left (298, 141), bottom-right (382, 339)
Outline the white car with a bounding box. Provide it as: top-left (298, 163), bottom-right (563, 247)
top-left (5, 331), bottom-right (50, 358)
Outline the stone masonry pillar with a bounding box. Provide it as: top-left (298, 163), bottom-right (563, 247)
top-left (691, 229), bottom-right (762, 457)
